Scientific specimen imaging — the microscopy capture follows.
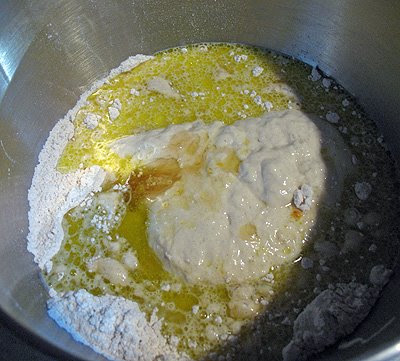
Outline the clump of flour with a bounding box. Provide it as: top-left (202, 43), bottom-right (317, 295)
top-left (48, 289), bottom-right (188, 361)
top-left (282, 265), bottom-right (392, 361)
top-left (26, 54), bottom-right (188, 361)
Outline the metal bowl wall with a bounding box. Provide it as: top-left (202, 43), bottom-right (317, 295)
top-left (0, 1), bottom-right (399, 360)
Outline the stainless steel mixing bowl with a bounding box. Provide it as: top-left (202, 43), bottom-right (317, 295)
top-left (0, 1), bottom-right (399, 360)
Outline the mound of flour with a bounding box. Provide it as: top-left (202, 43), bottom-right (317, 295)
top-left (27, 54), bottom-right (188, 361)
top-left (48, 289), bottom-right (187, 361)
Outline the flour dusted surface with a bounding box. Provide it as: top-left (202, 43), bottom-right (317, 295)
top-left (282, 282), bottom-right (378, 361)
top-left (28, 54), bottom-right (152, 272)
top-left (48, 289), bottom-right (188, 361)
top-left (25, 54), bottom-right (185, 361)
top-left (27, 113), bottom-right (107, 272)
top-left (282, 265), bottom-right (393, 361)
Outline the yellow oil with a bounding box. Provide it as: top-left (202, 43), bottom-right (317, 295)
top-left (44, 43), bottom-right (394, 359)
top-left (57, 43), bottom-right (300, 178)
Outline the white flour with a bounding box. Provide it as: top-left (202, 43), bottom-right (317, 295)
top-left (48, 289), bottom-right (187, 361)
top-left (28, 54), bottom-right (151, 272)
top-left (282, 265), bottom-right (392, 361)
top-left (27, 54), bottom-right (188, 361)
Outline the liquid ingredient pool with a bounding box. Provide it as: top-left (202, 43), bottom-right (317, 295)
top-left (28, 43), bottom-right (400, 361)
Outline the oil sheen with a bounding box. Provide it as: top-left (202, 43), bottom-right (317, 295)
top-left (45, 43), bottom-right (400, 359)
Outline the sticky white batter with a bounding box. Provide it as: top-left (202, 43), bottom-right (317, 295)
top-left (111, 110), bottom-right (351, 284)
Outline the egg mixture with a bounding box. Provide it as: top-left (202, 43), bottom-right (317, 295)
top-left (44, 43), bottom-right (400, 359)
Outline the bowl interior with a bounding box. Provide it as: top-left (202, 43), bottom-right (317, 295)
top-left (0, 1), bottom-right (399, 360)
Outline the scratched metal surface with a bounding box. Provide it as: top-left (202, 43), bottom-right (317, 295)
top-left (0, 1), bottom-right (399, 360)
